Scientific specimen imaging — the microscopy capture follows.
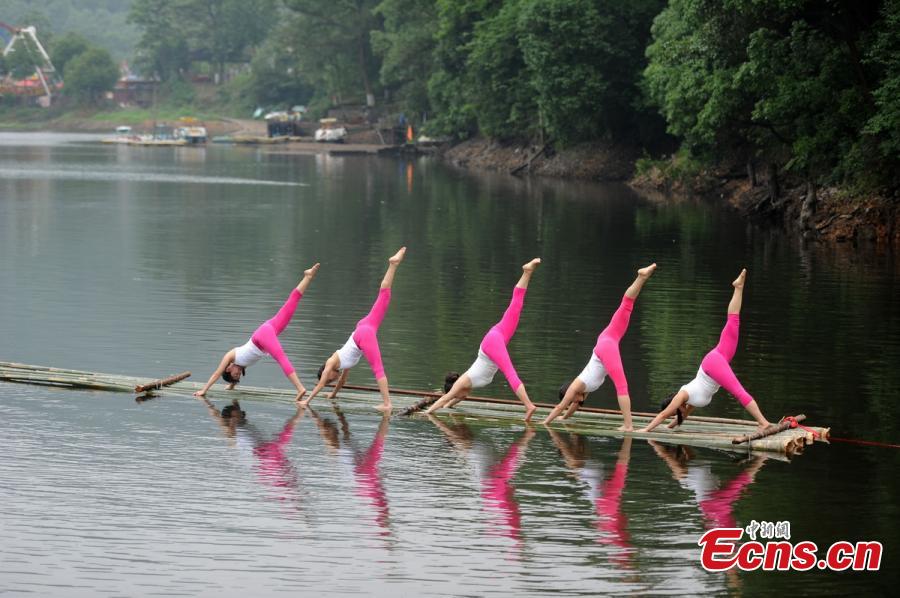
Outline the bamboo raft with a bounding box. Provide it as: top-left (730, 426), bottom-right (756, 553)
top-left (0, 361), bottom-right (829, 457)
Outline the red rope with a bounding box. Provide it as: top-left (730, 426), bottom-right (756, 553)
top-left (780, 416), bottom-right (820, 439)
top-left (829, 437), bottom-right (900, 449)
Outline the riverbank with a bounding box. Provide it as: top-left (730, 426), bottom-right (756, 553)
top-left (631, 162), bottom-right (900, 246)
top-left (0, 106), bottom-right (245, 136)
top-left (441, 137), bottom-right (638, 181)
top-left (439, 137), bottom-right (899, 247)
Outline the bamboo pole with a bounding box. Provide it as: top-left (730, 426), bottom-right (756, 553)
top-left (134, 371), bottom-right (191, 393)
top-left (733, 414), bottom-right (806, 444)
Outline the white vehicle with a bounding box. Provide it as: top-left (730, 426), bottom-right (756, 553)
top-left (314, 118), bottom-right (347, 142)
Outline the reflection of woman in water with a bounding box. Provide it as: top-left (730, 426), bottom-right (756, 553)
top-left (307, 406), bottom-right (392, 536)
top-left (428, 415), bottom-right (535, 551)
top-left (200, 398), bottom-right (306, 510)
top-left (546, 429), bottom-right (633, 567)
top-left (648, 441), bottom-right (766, 529)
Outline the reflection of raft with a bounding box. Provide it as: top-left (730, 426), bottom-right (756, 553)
top-left (0, 361), bottom-right (829, 457)
top-left (231, 135), bottom-right (290, 144)
top-left (127, 138), bottom-right (188, 147)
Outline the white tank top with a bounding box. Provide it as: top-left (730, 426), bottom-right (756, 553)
top-left (681, 367), bottom-right (720, 408)
top-left (336, 334), bottom-right (363, 370)
top-left (233, 338), bottom-right (265, 368)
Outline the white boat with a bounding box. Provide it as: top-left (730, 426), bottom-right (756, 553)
top-left (173, 125), bottom-right (208, 144)
top-left (100, 126), bottom-right (135, 144)
top-left (314, 118), bottom-right (347, 142)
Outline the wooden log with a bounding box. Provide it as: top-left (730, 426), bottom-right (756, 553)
top-left (733, 414), bottom-right (805, 444)
top-left (134, 371), bottom-right (191, 393)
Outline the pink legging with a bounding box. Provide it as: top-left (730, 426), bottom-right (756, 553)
top-left (251, 289), bottom-right (302, 377)
top-left (352, 288), bottom-right (391, 380)
top-left (479, 286), bottom-right (526, 392)
top-left (700, 314), bottom-right (754, 407)
top-left (593, 295), bottom-right (634, 396)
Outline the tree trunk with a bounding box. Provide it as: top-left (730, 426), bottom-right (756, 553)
top-left (799, 181), bottom-right (817, 233)
top-left (358, 36), bottom-right (374, 107)
top-left (767, 163), bottom-right (779, 201)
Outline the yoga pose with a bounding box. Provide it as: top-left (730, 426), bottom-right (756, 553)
top-left (640, 269), bottom-right (771, 433)
top-left (194, 264), bottom-right (320, 401)
top-left (300, 247), bottom-right (406, 412)
top-left (426, 259), bottom-right (541, 422)
top-left (542, 264), bottom-right (657, 429)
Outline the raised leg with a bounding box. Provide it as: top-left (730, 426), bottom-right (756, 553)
top-left (268, 263), bottom-right (320, 335)
top-left (624, 263), bottom-right (656, 300)
top-left (381, 247), bottom-right (406, 289)
top-left (494, 258), bottom-right (541, 342)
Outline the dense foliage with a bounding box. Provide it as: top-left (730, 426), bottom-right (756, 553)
top-left (1, 1), bottom-right (136, 59)
top-left (10, 0), bottom-right (899, 193)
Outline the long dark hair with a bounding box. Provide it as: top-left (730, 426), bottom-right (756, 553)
top-left (443, 371), bottom-right (460, 393)
top-left (660, 392), bottom-right (682, 426)
top-left (222, 366), bottom-right (245, 385)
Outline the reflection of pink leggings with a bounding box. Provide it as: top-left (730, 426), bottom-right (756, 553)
top-left (699, 470), bottom-right (753, 529)
top-left (352, 288), bottom-right (391, 380)
top-left (700, 314), bottom-right (754, 407)
top-left (482, 441), bottom-right (523, 543)
top-left (596, 461), bottom-right (631, 563)
top-left (251, 289), bottom-right (302, 377)
top-left (480, 286), bottom-right (526, 391)
top-left (354, 434), bottom-right (389, 533)
top-left (593, 295), bottom-right (634, 396)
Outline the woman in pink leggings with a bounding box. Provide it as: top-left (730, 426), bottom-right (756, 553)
top-left (426, 258), bottom-right (541, 422)
top-left (640, 269), bottom-right (771, 432)
top-left (542, 264), bottom-right (657, 430)
top-left (194, 263), bottom-right (320, 401)
top-left (301, 247), bottom-right (406, 412)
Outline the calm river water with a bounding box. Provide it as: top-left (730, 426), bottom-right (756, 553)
top-left (1, 132), bottom-right (897, 595)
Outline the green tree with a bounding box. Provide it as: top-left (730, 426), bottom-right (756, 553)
top-left (128, 0), bottom-right (191, 79)
top-left (4, 36), bottom-right (42, 80)
top-left (518, 0), bottom-right (663, 144)
top-left (50, 32), bottom-right (91, 76)
top-left (426, 0), bottom-right (498, 137)
top-left (371, 0), bottom-right (437, 119)
top-left (465, 0), bottom-right (534, 138)
top-left (865, 0), bottom-right (900, 179)
top-left (283, 0), bottom-right (383, 106)
top-left (644, 0), bottom-right (891, 190)
top-left (64, 46), bottom-right (119, 104)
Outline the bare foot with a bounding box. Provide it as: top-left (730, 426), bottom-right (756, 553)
top-left (636, 427), bottom-right (650, 433)
top-left (522, 258), bottom-right (541, 272)
top-left (524, 403), bottom-right (537, 422)
top-left (638, 263), bottom-right (657, 278)
top-left (733, 268), bottom-right (747, 289)
top-left (304, 263), bottom-right (321, 278)
top-left (617, 425), bottom-right (634, 432)
top-left (297, 398), bottom-right (310, 407)
top-left (389, 247), bottom-right (407, 265)
top-left (375, 403), bottom-right (393, 412)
